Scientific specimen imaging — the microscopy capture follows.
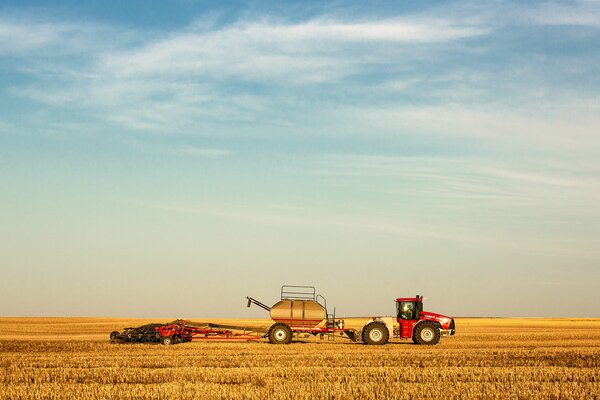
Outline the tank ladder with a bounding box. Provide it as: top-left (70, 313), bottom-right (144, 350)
top-left (326, 307), bottom-right (336, 341)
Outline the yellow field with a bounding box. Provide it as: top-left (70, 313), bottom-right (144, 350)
top-left (1, 318), bottom-right (599, 399)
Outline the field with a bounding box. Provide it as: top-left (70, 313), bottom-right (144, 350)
top-left (1, 318), bottom-right (599, 399)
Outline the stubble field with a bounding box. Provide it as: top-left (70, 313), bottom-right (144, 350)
top-left (0, 317), bottom-right (599, 399)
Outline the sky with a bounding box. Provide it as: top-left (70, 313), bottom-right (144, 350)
top-left (1, 0), bottom-right (599, 318)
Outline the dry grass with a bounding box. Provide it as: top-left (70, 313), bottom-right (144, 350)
top-left (1, 317), bottom-right (599, 399)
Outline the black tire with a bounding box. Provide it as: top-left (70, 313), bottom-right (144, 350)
top-left (109, 331), bottom-right (119, 341)
top-left (362, 321), bottom-right (389, 345)
top-left (161, 336), bottom-right (174, 346)
top-left (412, 321), bottom-right (441, 345)
top-left (267, 323), bottom-right (293, 344)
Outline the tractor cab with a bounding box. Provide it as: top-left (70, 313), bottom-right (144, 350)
top-left (396, 295), bottom-right (424, 321)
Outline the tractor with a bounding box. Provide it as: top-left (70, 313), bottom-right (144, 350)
top-left (362, 295), bottom-right (455, 345)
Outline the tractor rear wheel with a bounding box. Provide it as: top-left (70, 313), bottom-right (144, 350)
top-left (267, 323), bottom-right (293, 344)
top-left (362, 321), bottom-right (389, 345)
top-left (413, 321), bottom-right (441, 345)
top-left (109, 331), bottom-right (119, 342)
top-left (161, 336), bottom-right (174, 345)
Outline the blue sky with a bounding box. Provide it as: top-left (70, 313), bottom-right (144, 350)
top-left (1, 1), bottom-right (599, 318)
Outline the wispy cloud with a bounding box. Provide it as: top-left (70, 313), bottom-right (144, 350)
top-left (0, 15), bottom-right (137, 56)
top-left (531, 1), bottom-right (600, 27)
top-left (333, 103), bottom-right (600, 150)
top-left (6, 7), bottom-right (597, 154)
top-left (305, 153), bottom-right (600, 216)
top-left (3, 5), bottom-right (600, 161)
top-left (176, 145), bottom-right (232, 157)
top-left (0, 19), bottom-right (64, 54)
top-left (127, 197), bottom-right (600, 260)
top-left (99, 17), bottom-right (487, 79)
top-left (3, 12), bottom-right (488, 134)
top-left (126, 197), bottom-right (477, 242)
top-left (113, 136), bottom-right (234, 158)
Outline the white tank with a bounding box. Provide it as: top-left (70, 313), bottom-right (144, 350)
top-left (270, 299), bottom-right (325, 327)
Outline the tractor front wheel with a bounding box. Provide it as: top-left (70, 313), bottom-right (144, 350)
top-left (362, 321), bottom-right (389, 345)
top-left (267, 323), bottom-right (293, 344)
top-left (413, 322), bottom-right (441, 345)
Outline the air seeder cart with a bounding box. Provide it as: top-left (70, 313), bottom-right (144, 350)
top-left (247, 285), bottom-right (353, 343)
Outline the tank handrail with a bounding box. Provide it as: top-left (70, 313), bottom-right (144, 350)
top-left (316, 294), bottom-right (327, 312)
top-left (281, 285), bottom-right (316, 300)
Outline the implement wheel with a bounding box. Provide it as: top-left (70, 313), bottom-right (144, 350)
top-left (362, 321), bottom-right (389, 345)
top-left (267, 323), bottom-right (292, 344)
top-left (109, 331), bottom-right (119, 343)
top-left (413, 321), bottom-right (441, 345)
top-left (161, 336), bottom-right (174, 346)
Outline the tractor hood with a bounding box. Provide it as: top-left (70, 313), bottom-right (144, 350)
top-left (420, 312), bottom-right (454, 329)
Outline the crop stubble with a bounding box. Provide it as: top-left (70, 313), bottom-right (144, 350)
top-left (1, 318), bottom-right (599, 399)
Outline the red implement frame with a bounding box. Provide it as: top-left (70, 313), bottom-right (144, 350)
top-left (289, 326), bottom-right (346, 335)
top-left (157, 320), bottom-right (262, 342)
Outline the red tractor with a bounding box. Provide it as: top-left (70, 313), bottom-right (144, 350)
top-left (394, 295), bottom-right (455, 345)
top-left (358, 295), bottom-right (455, 345)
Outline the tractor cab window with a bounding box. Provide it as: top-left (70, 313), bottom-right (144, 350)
top-left (397, 301), bottom-right (416, 320)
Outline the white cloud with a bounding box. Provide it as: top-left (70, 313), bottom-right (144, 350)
top-left (0, 19), bottom-right (67, 54)
top-left (176, 145), bottom-right (232, 157)
top-left (305, 153), bottom-right (600, 215)
top-left (4, 7), bottom-right (599, 154)
top-left (532, 1), bottom-right (600, 27)
top-left (4, 13), bottom-right (488, 134)
top-left (0, 16), bottom-right (135, 56)
top-left (113, 137), bottom-right (234, 158)
top-left (129, 197), bottom-right (600, 260)
top-left (337, 103), bottom-right (600, 149)
top-left (97, 17), bottom-right (487, 83)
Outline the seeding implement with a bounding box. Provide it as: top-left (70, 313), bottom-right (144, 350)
top-left (110, 320), bottom-right (263, 344)
top-left (109, 285), bottom-right (455, 345)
